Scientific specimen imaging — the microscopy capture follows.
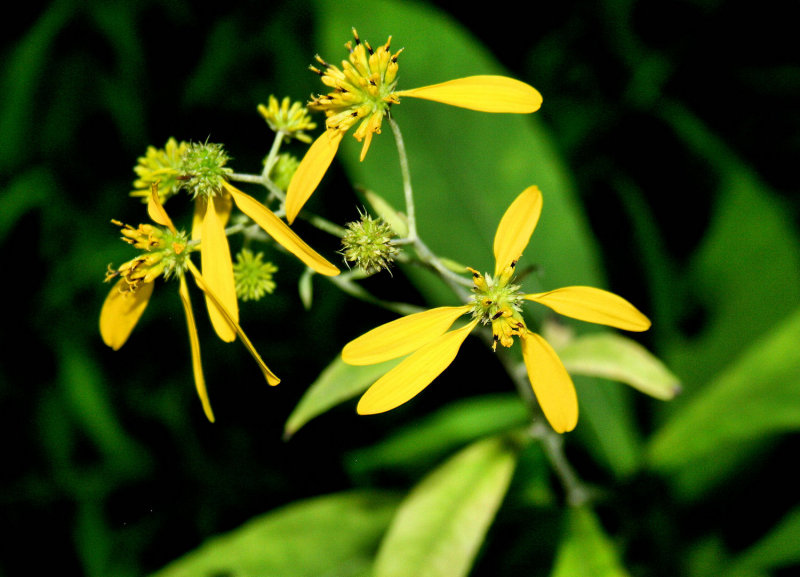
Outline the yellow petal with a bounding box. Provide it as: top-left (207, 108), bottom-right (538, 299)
top-left (201, 199), bottom-right (238, 342)
top-left (188, 261), bottom-right (280, 386)
top-left (178, 275), bottom-right (215, 423)
top-left (357, 319), bottom-right (479, 415)
top-left (342, 305), bottom-right (471, 365)
top-left (396, 75), bottom-right (542, 113)
top-left (99, 279), bottom-right (154, 350)
top-left (493, 185), bottom-right (543, 275)
top-left (147, 182), bottom-right (176, 233)
top-left (520, 332), bottom-right (578, 433)
top-left (285, 129), bottom-right (344, 224)
top-left (525, 286), bottom-right (651, 331)
top-left (224, 183), bottom-right (340, 277)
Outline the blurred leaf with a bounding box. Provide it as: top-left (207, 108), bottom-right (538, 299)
top-left (647, 305), bottom-right (800, 496)
top-left (0, 167), bottom-right (53, 244)
top-left (347, 394), bottom-right (529, 478)
top-left (0, 0), bottom-right (73, 173)
top-left (283, 354), bottom-right (402, 438)
top-left (373, 435), bottom-right (520, 577)
top-left (550, 506), bottom-right (631, 577)
top-left (151, 490), bottom-right (400, 577)
top-left (726, 506), bottom-right (800, 576)
top-left (659, 102), bottom-right (800, 388)
top-left (558, 333), bottom-right (681, 400)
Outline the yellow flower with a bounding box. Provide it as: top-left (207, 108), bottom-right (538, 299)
top-left (100, 184), bottom-right (280, 423)
top-left (177, 142), bottom-right (341, 343)
top-left (257, 95), bottom-right (317, 143)
top-left (131, 138), bottom-right (189, 203)
top-left (285, 28), bottom-right (543, 223)
top-left (341, 186), bottom-right (651, 433)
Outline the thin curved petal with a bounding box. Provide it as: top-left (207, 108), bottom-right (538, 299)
top-left (188, 261), bottom-right (280, 386)
top-left (285, 129), bottom-right (344, 224)
top-left (225, 183), bottom-right (340, 277)
top-left (521, 332), bottom-right (578, 433)
top-left (396, 75), bottom-right (542, 113)
top-left (147, 182), bottom-right (176, 233)
top-left (525, 286), bottom-right (651, 331)
top-left (357, 319), bottom-right (479, 415)
top-left (493, 185), bottom-right (543, 275)
top-left (99, 279), bottom-right (154, 350)
top-left (178, 275), bottom-right (215, 423)
top-left (201, 199), bottom-right (238, 342)
top-left (342, 305), bottom-right (471, 365)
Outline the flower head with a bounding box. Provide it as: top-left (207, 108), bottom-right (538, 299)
top-left (285, 28), bottom-right (543, 223)
top-left (340, 210), bottom-right (399, 274)
top-left (100, 184), bottom-right (280, 422)
top-left (233, 248), bottom-right (278, 301)
top-left (131, 138), bottom-right (189, 203)
top-left (258, 95), bottom-right (317, 143)
top-left (341, 186), bottom-right (651, 433)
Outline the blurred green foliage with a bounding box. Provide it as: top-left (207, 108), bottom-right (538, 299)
top-left (2, 0), bottom-right (799, 576)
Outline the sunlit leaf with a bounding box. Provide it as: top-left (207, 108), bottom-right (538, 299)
top-left (373, 435), bottom-right (520, 577)
top-left (558, 333), bottom-right (681, 400)
top-left (151, 491), bottom-right (400, 577)
top-left (550, 506), bottom-right (631, 577)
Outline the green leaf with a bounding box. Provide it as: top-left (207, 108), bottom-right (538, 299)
top-left (727, 506), bottom-right (800, 576)
top-left (283, 355), bottom-right (402, 438)
top-left (647, 305), bottom-right (800, 496)
top-left (347, 394), bottom-right (529, 477)
top-left (550, 506), bottom-right (631, 577)
top-left (151, 490), bottom-right (400, 577)
top-left (558, 333), bottom-right (681, 400)
top-left (373, 435), bottom-right (521, 577)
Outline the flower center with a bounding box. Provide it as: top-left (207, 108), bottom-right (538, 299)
top-left (468, 263), bottom-right (527, 350)
top-left (106, 221), bottom-right (190, 291)
top-left (309, 29), bottom-right (402, 142)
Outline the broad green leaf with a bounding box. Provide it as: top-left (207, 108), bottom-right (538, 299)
top-left (726, 506), bottom-right (800, 576)
top-left (283, 355), bottom-right (402, 438)
top-left (659, 102), bottom-right (800, 390)
top-left (550, 506), bottom-right (631, 577)
top-left (347, 394), bottom-right (529, 477)
top-left (647, 305), bottom-right (800, 496)
top-left (151, 491), bottom-right (400, 577)
top-left (558, 333), bottom-right (681, 400)
top-left (373, 435), bottom-right (520, 577)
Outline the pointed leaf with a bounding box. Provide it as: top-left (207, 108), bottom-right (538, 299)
top-left (201, 198), bottom-right (238, 342)
top-left (550, 506), bottom-right (632, 577)
top-left (99, 279), bottom-right (154, 350)
top-left (557, 333), bottom-right (681, 400)
top-left (525, 286), bottom-right (651, 332)
top-left (521, 332), bottom-right (579, 433)
top-left (285, 129), bottom-right (344, 224)
top-left (178, 275), bottom-right (214, 423)
top-left (373, 435), bottom-right (520, 577)
top-left (284, 355), bottom-right (403, 439)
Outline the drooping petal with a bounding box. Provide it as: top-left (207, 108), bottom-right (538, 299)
top-left (188, 261), bottom-right (280, 386)
top-left (201, 198), bottom-right (238, 342)
top-left (357, 319), bottom-right (479, 415)
top-left (285, 129), bottom-right (344, 224)
top-left (342, 305), bottom-right (471, 366)
top-left (396, 75), bottom-right (542, 113)
top-left (525, 286), bottom-right (651, 331)
top-left (99, 279), bottom-right (154, 350)
top-left (147, 182), bottom-right (176, 233)
top-left (178, 274), bottom-right (215, 423)
top-left (224, 182), bottom-right (340, 277)
top-left (493, 185), bottom-right (543, 275)
top-left (520, 332), bottom-right (578, 433)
